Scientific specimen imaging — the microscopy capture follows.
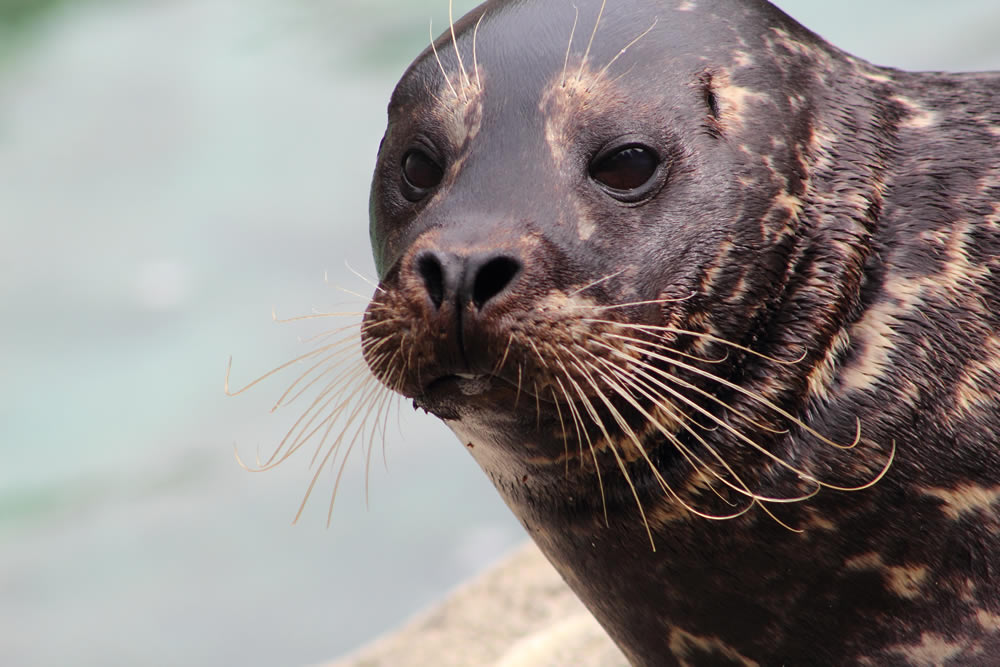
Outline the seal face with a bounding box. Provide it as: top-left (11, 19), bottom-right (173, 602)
top-left (363, 0), bottom-right (1000, 664)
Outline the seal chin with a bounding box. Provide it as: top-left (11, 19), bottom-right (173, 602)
top-left (414, 373), bottom-right (499, 420)
top-left (415, 372), bottom-right (550, 422)
top-left (425, 373), bottom-right (494, 398)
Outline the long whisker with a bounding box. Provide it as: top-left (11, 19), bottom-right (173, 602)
top-left (572, 353), bottom-right (713, 515)
top-left (493, 333), bottom-right (515, 376)
top-left (362, 381), bottom-right (396, 510)
top-left (597, 333), bottom-right (784, 434)
top-left (514, 363), bottom-right (524, 410)
top-left (589, 349), bottom-right (814, 513)
top-left (622, 363), bottom-right (822, 510)
top-left (576, 0), bottom-right (607, 82)
top-left (587, 318), bottom-right (808, 365)
top-left (226, 343), bottom-right (346, 397)
top-left (552, 371), bottom-right (607, 521)
top-left (274, 332), bottom-right (387, 411)
top-left (471, 10), bottom-right (486, 91)
top-left (604, 329), bottom-right (731, 365)
top-left (306, 374), bottom-right (391, 525)
top-left (582, 349), bottom-right (753, 509)
top-left (343, 261), bottom-right (384, 293)
top-left (550, 385), bottom-right (571, 476)
top-left (572, 348), bottom-right (757, 520)
top-left (593, 18), bottom-right (659, 87)
top-left (597, 341), bottom-right (859, 501)
top-left (448, 0), bottom-right (471, 94)
top-left (568, 269), bottom-right (626, 297)
top-left (554, 375), bottom-right (587, 468)
top-left (299, 320), bottom-right (373, 346)
top-left (580, 293), bottom-right (697, 310)
top-left (561, 4), bottom-right (580, 87)
top-left (271, 310), bottom-right (365, 324)
top-left (284, 361), bottom-right (382, 469)
top-left (619, 340), bottom-right (861, 451)
top-left (429, 20), bottom-right (460, 102)
top-left (559, 356), bottom-right (656, 549)
top-left (233, 353), bottom-right (375, 472)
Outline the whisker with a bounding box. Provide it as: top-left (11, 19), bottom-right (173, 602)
top-left (550, 386), bottom-right (571, 476)
top-left (597, 334), bottom-right (785, 434)
top-left (560, 355), bottom-right (655, 549)
top-left (429, 19), bottom-right (460, 102)
top-left (603, 329), bottom-right (730, 365)
top-left (618, 359), bottom-right (823, 507)
top-left (554, 363), bottom-right (611, 526)
top-left (819, 440), bottom-right (896, 493)
top-left (226, 343), bottom-right (346, 397)
top-left (342, 261), bottom-right (384, 293)
top-left (572, 349), bottom-right (755, 521)
top-left (571, 354), bottom-right (684, 498)
top-left (492, 334), bottom-right (515, 376)
top-left (582, 349), bottom-right (752, 510)
top-left (534, 380), bottom-right (542, 430)
top-left (234, 354), bottom-right (375, 473)
top-left (275, 332), bottom-right (387, 410)
top-left (313, 376), bottom-right (390, 495)
top-left (554, 375), bottom-right (587, 468)
top-left (567, 269), bottom-right (626, 297)
top-left (283, 361), bottom-right (382, 470)
top-left (619, 340), bottom-right (861, 451)
top-left (299, 320), bottom-right (370, 346)
top-left (471, 9), bottom-right (486, 91)
top-left (271, 347), bottom-right (359, 412)
top-left (448, 0), bottom-right (471, 94)
top-left (587, 318), bottom-right (808, 365)
top-left (598, 342), bottom-right (846, 499)
top-left (561, 4), bottom-right (580, 87)
top-left (593, 352), bottom-right (816, 515)
top-left (593, 17), bottom-right (659, 87)
top-left (580, 293), bottom-right (697, 311)
top-left (362, 381), bottom-right (396, 510)
top-left (272, 310), bottom-right (365, 323)
top-left (514, 363), bottom-right (524, 410)
top-left (293, 380), bottom-right (382, 527)
top-left (576, 0), bottom-right (607, 82)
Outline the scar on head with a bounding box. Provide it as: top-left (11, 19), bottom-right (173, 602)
top-left (698, 70), bottom-right (723, 138)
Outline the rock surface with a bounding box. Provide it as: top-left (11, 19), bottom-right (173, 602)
top-left (326, 542), bottom-right (626, 667)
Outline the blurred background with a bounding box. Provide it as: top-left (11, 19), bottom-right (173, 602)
top-left (1, 1), bottom-right (997, 665)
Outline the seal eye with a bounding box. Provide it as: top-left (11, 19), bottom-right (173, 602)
top-left (401, 148), bottom-right (443, 199)
top-left (590, 145), bottom-right (659, 192)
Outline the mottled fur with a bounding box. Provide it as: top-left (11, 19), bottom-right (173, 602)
top-left (364, 0), bottom-right (1000, 664)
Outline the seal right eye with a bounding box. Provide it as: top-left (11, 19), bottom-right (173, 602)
top-left (590, 146), bottom-right (659, 192)
top-left (401, 149), bottom-right (444, 200)
top-left (588, 142), bottom-right (664, 203)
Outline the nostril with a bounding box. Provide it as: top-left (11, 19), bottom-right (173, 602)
top-left (472, 256), bottom-right (522, 310)
top-left (417, 252), bottom-right (445, 309)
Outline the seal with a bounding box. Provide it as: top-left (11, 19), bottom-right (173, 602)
top-left (361, 0), bottom-right (1000, 663)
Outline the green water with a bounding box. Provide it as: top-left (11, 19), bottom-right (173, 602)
top-left (1, 1), bottom-right (997, 665)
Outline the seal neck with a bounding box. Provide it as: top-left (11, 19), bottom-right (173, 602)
top-left (752, 64), bottom-right (904, 415)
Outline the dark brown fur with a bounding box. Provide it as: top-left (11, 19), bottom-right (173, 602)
top-left (363, 1), bottom-right (1000, 664)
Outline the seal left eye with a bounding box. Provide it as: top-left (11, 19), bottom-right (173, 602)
top-left (589, 145), bottom-right (660, 195)
top-left (401, 149), bottom-right (444, 199)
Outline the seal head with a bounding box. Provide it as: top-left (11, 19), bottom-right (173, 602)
top-left (363, 0), bottom-right (1000, 664)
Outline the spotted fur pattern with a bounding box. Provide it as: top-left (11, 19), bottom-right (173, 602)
top-left (364, 0), bottom-right (1000, 664)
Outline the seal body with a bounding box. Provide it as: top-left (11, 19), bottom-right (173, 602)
top-left (362, 1), bottom-right (1000, 664)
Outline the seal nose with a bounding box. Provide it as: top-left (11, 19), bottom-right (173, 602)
top-left (415, 250), bottom-right (522, 311)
